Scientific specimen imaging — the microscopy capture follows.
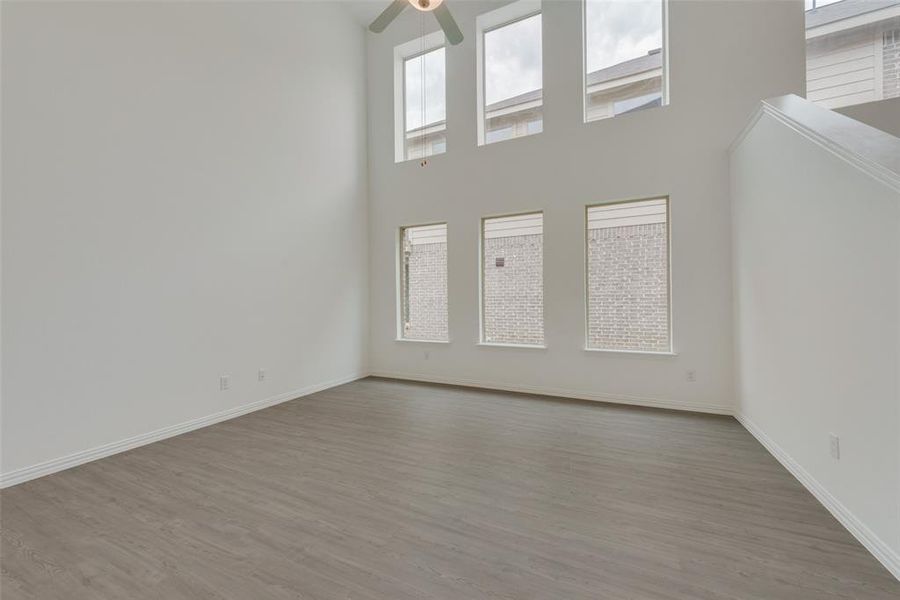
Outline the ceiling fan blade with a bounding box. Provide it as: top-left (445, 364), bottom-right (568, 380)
top-left (369, 0), bottom-right (408, 33)
top-left (433, 4), bottom-right (463, 45)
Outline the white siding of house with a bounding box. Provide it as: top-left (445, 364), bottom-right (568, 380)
top-left (484, 213), bottom-right (543, 239)
top-left (807, 31), bottom-right (883, 108)
top-left (407, 223), bottom-right (447, 246)
top-left (588, 198), bottom-right (667, 230)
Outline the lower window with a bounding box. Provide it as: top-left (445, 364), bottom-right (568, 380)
top-left (481, 212), bottom-right (544, 345)
top-left (586, 198), bottom-right (670, 352)
top-left (399, 223), bottom-right (448, 341)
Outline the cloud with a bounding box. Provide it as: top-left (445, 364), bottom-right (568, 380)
top-left (485, 13), bottom-right (543, 105)
top-left (586, 0), bottom-right (662, 73)
top-left (405, 47), bottom-right (446, 131)
top-left (404, 2), bottom-right (665, 124)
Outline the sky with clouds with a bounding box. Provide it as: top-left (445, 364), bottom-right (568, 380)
top-left (406, 0), bottom-right (666, 125)
top-left (485, 13), bottom-right (543, 105)
top-left (405, 47), bottom-right (446, 131)
top-left (585, 0), bottom-right (662, 73)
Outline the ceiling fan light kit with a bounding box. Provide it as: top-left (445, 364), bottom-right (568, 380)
top-left (410, 0), bottom-right (444, 11)
top-left (369, 0), bottom-right (464, 45)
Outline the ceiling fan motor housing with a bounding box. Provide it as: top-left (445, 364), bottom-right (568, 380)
top-left (410, 0), bottom-right (444, 11)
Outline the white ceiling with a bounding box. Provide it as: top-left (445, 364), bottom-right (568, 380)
top-left (339, 0), bottom-right (389, 27)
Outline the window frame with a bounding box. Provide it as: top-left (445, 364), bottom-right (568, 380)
top-left (581, 0), bottom-right (670, 124)
top-left (394, 31), bottom-right (447, 163)
top-left (583, 196), bottom-right (674, 355)
top-left (476, 0), bottom-right (544, 147)
top-left (478, 210), bottom-right (546, 348)
top-left (396, 221), bottom-right (450, 343)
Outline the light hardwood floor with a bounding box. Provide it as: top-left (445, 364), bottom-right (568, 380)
top-left (2, 377), bottom-right (898, 599)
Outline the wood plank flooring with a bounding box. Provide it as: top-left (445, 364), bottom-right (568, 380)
top-left (2, 377), bottom-right (898, 599)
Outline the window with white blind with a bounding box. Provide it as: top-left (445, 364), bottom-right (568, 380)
top-left (586, 198), bottom-right (670, 352)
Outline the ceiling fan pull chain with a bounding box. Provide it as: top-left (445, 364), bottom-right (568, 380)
top-left (420, 10), bottom-right (428, 168)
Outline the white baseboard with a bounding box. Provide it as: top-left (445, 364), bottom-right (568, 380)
top-left (0, 372), bottom-right (367, 489)
top-left (371, 370), bottom-right (733, 415)
top-left (736, 413), bottom-right (900, 582)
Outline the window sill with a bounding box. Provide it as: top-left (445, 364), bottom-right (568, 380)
top-left (584, 348), bottom-right (677, 357)
top-left (395, 338), bottom-right (450, 344)
top-left (478, 342), bottom-right (547, 350)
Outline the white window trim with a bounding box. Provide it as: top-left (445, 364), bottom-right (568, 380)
top-left (583, 348), bottom-right (677, 357)
top-left (582, 0), bottom-right (670, 123)
top-left (478, 210), bottom-right (545, 346)
top-left (476, 0), bottom-right (543, 147)
top-left (583, 196), bottom-right (674, 354)
top-left (394, 31), bottom-right (446, 163)
top-left (478, 342), bottom-right (547, 350)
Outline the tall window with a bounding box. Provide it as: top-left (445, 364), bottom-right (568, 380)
top-left (477, 1), bottom-right (543, 145)
top-left (584, 0), bottom-right (667, 122)
top-left (399, 223), bottom-right (448, 341)
top-left (805, 0), bottom-right (900, 108)
top-left (481, 213), bottom-right (544, 346)
top-left (395, 33), bottom-right (446, 162)
top-left (586, 198), bottom-right (670, 352)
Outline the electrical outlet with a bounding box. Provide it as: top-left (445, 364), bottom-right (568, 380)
top-left (829, 434), bottom-right (840, 460)
top-left (219, 375), bottom-right (230, 391)
top-left (424, 351), bottom-right (430, 360)
top-left (258, 368), bottom-right (267, 382)
top-left (686, 370), bottom-right (697, 382)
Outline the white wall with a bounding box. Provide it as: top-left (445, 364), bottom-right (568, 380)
top-left (732, 105), bottom-right (900, 575)
top-left (366, 0), bottom-right (805, 413)
top-left (836, 97), bottom-right (900, 138)
top-left (0, 1), bottom-right (369, 479)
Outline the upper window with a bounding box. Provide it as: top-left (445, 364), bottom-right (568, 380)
top-left (481, 212), bottom-right (544, 346)
top-left (586, 198), bottom-right (670, 353)
top-left (399, 223), bottom-right (448, 342)
top-left (477, 1), bottom-right (543, 146)
top-left (394, 33), bottom-right (446, 163)
top-left (805, 0), bottom-right (900, 108)
top-left (583, 0), bottom-right (668, 122)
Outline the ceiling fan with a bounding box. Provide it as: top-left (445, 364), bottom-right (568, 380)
top-left (369, 0), bottom-right (464, 45)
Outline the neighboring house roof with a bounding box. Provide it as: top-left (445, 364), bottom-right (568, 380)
top-left (485, 88), bottom-right (543, 114)
top-left (405, 120), bottom-right (446, 138)
top-left (806, 0), bottom-right (900, 28)
top-left (485, 50), bottom-right (663, 115)
top-left (587, 50), bottom-right (662, 87)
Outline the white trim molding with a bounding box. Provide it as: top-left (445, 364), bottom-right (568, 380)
top-left (371, 370), bottom-right (732, 415)
top-left (731, 95), bottom-right (900, 193)
top-left (736, 412), bottom-right (900, 582)
top-left (0, 372), bottom-right (367, 489)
